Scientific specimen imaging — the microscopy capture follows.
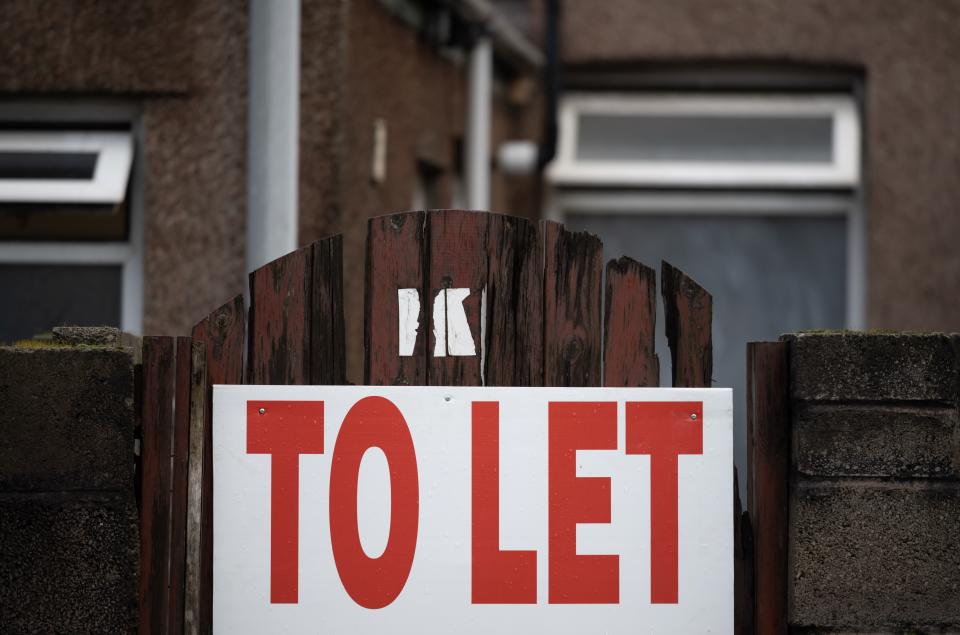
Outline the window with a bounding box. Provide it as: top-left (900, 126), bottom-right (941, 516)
top-left (0, 102), bottom-right (142, 343)
top-left (548, 93), bottom-right (860, 187)
top-left (0, 131), bottom-right (133, 203)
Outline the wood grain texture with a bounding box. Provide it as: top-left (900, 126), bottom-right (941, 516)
top-left (514, 218), bottom-right (544, 387)
top-left (311, 234), bottom-right (346, 385)
top-left (661, 261), bottom-right (713, 388)
top-left (139, 336), bottom-right (175, 635)
top-left (747, 341), bottom-right (790, 635)
top-left (428, 210), bottom-right (488, 386)
top-left (167, 337), bottom-right (192, 635)
top-left (543, 221), bottom-right (603, 387)
top-left (734, 468), bottom-right (755, 635)
top-left (191, 295), bottom-right (244, 635)
top-left (248, 246), bottom-right (311, 384)
top-left (485, 214), bottom-right (543, 386)
top-left (184, 341), bottom-right (207, 635)
top-left (365, 212), bottom-right (427, 385)
top-left (603, 256), bottom-right (659, 387)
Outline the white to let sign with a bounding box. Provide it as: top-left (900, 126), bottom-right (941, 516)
top-left (213, 386), bottom-right (733, 634)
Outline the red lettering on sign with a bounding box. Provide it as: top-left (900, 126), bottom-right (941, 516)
top-left (246, 400), bottom-right (325, 604)
top-left (548, 401), bottom-right (619, 604)
top-left (329, 396), bottom-right (419, 609)
top-left (471, 401), bottom-right (537, 604)
top-left (626, 401), bottom-right (703, 604)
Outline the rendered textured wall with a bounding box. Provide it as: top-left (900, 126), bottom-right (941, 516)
top-left (786, 332), bottom-right (960, 632)
top-left (0, 329), bottom-right (139, 633)
top-left (558, 0), bottom-right (960, 333)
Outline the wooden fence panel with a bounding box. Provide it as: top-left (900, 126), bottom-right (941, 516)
top-left (543, 221), bottom-right (603, 387)
top-left (514, 219), bottom-right (544, 387)
top-left (486, 214), bottom-right (543, 386)
top-left (184, 341), bottom-right (207, 635)
top-left (603, 257), bottom-right (659, 388)
top-left (248, 246), bottom-right (312, 385)
top-left (140, 336), bottom-right (175, 635)
top-left (661, 260), bottom-right (713, 388)
top-left (147, 210), bottom-right (758, 634)
top-left (311, 235), bottom-right (346, 385)
top-left (191, 295), bottom-right (245, 635)
top-left (167, 337), bottom-right (193, 634)
top-left (428, 210), bottom-right (488, 386)
top-left (747, 341), bottom-right (789, 635)
top-left (365, 212), bottom-right (427, 385)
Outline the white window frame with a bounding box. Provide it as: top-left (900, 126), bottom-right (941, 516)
top-left (0, 101), bottom-right (143, 334)
top-left (0, 131), bottom-right (134, 204)
top-left (547, 93), bottom-right (860, 188)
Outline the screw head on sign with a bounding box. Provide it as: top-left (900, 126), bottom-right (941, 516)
top-left (690, 413), bottom-right (698, 420)
top-left (259, 407), bottom-right (266, 415)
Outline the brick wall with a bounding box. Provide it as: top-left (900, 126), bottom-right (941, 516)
top-left (0, 329), bottom-right (138, 633)
top-left (785, 332), bottom-right (960, 632)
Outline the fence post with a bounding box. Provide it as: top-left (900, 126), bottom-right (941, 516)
top-left (191, 295), bottom-right (245, 634)
top-left (167, 337), bottom-right (193, 634)
top-left (543, 221), bottom-right (603, 387)
top-left (747, 341), bottom-right (790, 635)
top-left (604, 256), bottom-right (658, 387)
top-left (140, 336), bottom-right (175, 634)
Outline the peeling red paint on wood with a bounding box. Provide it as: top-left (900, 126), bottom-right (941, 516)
top-left (485, 214), bottom-right (543, 386)
top-left (428, 210), bottom-right (488, 386)
top-left (662, 261), bottom-right (713, 388)
top-left (312, 235), bottom-right (346, 384)
top-left (191, 295), bottom-right (244, 635)
top-left (248, 246), bottom-right (312, 385)
top-left (365, 212), bottom-right (427, 385)
top-left (604, 256), bottom-right (659, 388)
top-left (543, 221), bottom-right (603, 387)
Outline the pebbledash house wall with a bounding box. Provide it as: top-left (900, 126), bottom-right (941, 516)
top-left (554, 0), bottom-right (960, 334)
top-left (0, 0), bottom-right (542, 382)
top-left (0, 0), bottom-right (249, 339)
top-left (784, 332), bottom-right (960, 632)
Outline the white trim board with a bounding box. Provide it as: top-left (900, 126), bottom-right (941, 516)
top-left (547, 93), bottom-right (860, 188)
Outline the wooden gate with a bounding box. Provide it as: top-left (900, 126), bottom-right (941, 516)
top-left (137, 209), bottom-right (786, 634)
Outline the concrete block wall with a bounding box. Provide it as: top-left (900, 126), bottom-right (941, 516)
top-left (786, 333), bottom-right (960, 633)
top-left (0, 328), bottom-right (138, 633)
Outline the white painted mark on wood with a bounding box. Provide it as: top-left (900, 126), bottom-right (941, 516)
top-left (445, 288), bottom-right (476, 356)
top-left (430, 288), bottom-right (477, 357)
top-left (432, 290), bottom-right (447, 358)
top-left (397, 289), bottom-right (420, 356)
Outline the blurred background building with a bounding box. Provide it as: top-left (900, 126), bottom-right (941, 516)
top-left (1, 1), bottom-right (959, 471)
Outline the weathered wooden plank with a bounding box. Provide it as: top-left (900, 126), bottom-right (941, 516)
top-left (734, 468), bottom-right (755, 635)
top-left (748, 341), bottom-right (790, 635)
top-left (248, 245), bottom-right (312, 384)
top-left (661, 261), bottom-right (712, 388)
top-left (184, 341), bottom-right (206, 635)
top-left (485, 214), bottom-right (543, 386)
top-left (428, 210), bottom-right (488, 386)
top-left (139, 336), bottom-right (175, 635)
top-left (365, 212), bottom-right (428, 385)
top-left (311, 234), bottom-right (346, 385)
top-left (603, 256), bottom-right (659, 387)
top-left (191, 295), bottom-right (245, 635)
top-left (167, 336), bottom-right (192, 634)
top-left (514, 218), bottom-right (544, 386)
top-left (543, 221), bottom-right (603, 387)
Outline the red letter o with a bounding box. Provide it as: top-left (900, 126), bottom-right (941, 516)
top-left (329, 396), bottom-right (419, 609)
